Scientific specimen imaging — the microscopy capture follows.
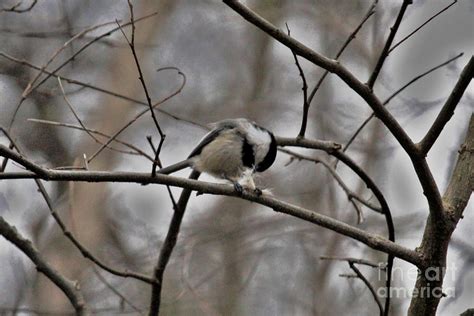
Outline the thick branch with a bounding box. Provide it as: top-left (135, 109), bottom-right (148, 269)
top-left (223, 0), bottom-right (416, 155)
top-left (222, 0), bottom-right (445, 235)
top-left (149, 170), bottom-right (201, 315)
top-left (408, 114), bottom-right (474, 316)
top-left (419, 56), bottom-right (474, 154)
top-left (0, 145), bottom-right (422, 267)
top-left (0, 216), bottom-right (88, 315)
top-left (443, 115), bottom-right (474, 219)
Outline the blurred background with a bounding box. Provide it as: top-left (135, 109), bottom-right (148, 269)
top-left (0, 0), bottom-right (472, 315)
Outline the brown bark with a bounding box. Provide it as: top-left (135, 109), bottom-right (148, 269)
top-left (408, 115), bottom-right (473, 315)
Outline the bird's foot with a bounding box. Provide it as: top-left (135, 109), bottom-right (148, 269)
top-left (233, 182), bottom-right (244, 195)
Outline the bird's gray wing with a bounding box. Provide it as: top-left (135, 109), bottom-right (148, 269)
top-left (187, 125), bottom-right (232, 158)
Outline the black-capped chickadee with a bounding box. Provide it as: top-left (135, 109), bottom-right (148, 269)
top-left (159, 118), bottom-right (277, 192)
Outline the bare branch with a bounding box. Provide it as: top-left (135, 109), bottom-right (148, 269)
top-left (28, 118), bottom-right (156, 161)
top-left (149, 170), bottom-right (201, 315)
top-left (116, 3), bottom-right (166, 176)
top-left (222, 0), bottom-right (444, 223)
top-left (389, 1), bottom-right (458, 53)
top-left (276, 137), bottom-right (341, 152)
top-left (342, 53), bottom-right (464, 155)
top-left (0, 144), bottom-right (422, 267)
top-left (28, 12), bottom-right (158, 96)
top-left (348, 262), bottom-right (384, 316)
top-left (7, 18), bottom-right (133, 131)
top-left (88, 67), bottom-right (186, 162)
top-left (58, 77), bottom-right (104, 147)
top-left (285, 23), bottom-right (309, 138)
top-left (0, 216), bottom-right (88, 315)
top-left (25, 20), bottom-right (119, 98)
top-left (0, 128), bottom-right (157, 285)
top-left (279, 147), bottom-right (382, 216)
top-left (443, 114), bottom-right (474, 219)
top-left (302, 0), bottom-right (377, 136)
top-left (222, 0), bottom-right (418, 158)
top-left (419, 56), bottom-right (474, 155)
top-left (0, 52), bottom-right (204, 129)
top-left (320, 256), bottom-right (385, 269)
top-left (408, 114), bottom-right (473, 315)
top-left (367, 0), bottom-right (412, 88)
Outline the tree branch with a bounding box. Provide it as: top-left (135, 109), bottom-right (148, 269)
top-left (300, 0), bottom-right (377, 138)
top-left (342, 52), bottom-right (464, 156)
top-left (280, 147), bottom-right (382, 216)
top-left (389, 0), bottom-right (458, 53)
top-left (0, 127), bottom-right (156, 285)
top-left (149, 170), bottom-right (201, 316)
top-left (222, 0), bottom-right (416, 153)
top-left (0, 216), bottom-right (88, 315)
top-left (0, 52), bottom-right (204, 129)
top-left (348, 262), bottom-right (384, 316)
top-left (0, 144), bottom-right (423, 267)
top-left (366, 0), bottom-right (412, 88)
top-left (221, 0), bottom-right (445, 247)
top-left (117, 2), bottom-right (166, 176)
top-left (408, 114), bottom-right (473, 316)
top-left (419, 56), bottom-right (474, 155)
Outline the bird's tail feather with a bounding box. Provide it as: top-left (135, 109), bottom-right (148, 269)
top-left (157, 159), bottom-right (193, 175)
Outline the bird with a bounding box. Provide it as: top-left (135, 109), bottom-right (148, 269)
top-left (158, 118), bottom-right (277, 193)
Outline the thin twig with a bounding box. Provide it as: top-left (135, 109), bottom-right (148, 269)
top-left (58, 77), bottom-right (103, 145)
top-left (116, 3), bottom-right (166, 176)
top-left (341, 53), bottom-right (464, 156)
top-left (367, 0), bottom-right (413, 89)
top-left (7, 18), bottom-right (128, 131)
top-left (285, 23), bottom-right (309, 138)
top-left (29, 12), bottom-right (158, 96)
top-left (25, 20), bottom-right (119, 98)
top-left (320, 256), bottom-right (386, 269)
top-left (146, 135), bottom-right (178, 211)
top-left (348, 262), bottom-right (384, 316)
top-left (87, 67), bottom-right (186, 162)
top-left (0, 52), bottom-right (204, 129)
top-left (27, 118), bottom-right (156, 161)
top-left (279, 147), bottom-right (381, 216)
top-left (300, 0), bottom-right (378, 137)
top-left (93, 267), bottom-right (143, 315)
top-left (389, 1), bottom-right (458, 53)
top-left (0, 128), bottom-right (157, 285)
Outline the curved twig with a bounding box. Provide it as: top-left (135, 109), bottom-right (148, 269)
top-left (88, 67), bottom-right (186, 162)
